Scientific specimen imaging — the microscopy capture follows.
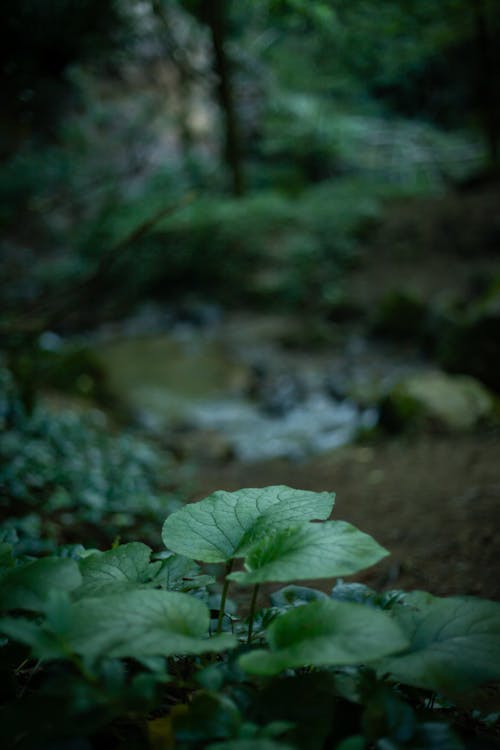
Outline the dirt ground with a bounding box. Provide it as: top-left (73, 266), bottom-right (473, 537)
top-left (193, 430), bottom-right (500, 601)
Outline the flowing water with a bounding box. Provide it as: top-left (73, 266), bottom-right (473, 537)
top-left (92, 311), bottom-right (423, 462)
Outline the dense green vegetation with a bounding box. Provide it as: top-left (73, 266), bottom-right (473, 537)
top-left (0, 363), bottom-right (182, 555)
top-left (2, 486), bottom-right (500, 749)
top-left (2, 0), bottom-right (499, 328)
top-left (2, 1), bottom-right (500, 747)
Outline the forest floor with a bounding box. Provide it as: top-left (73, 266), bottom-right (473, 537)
top-left (189, 187), bottom-right (500, 604)
top-left (193, 431), bottom-right (500, 602)
top-left (60, 184), bottom-right (500, 604)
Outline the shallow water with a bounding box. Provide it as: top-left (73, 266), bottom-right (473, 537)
top-left (92, 314), bottom-right (421, 462)
top-left (189, 393), bottom-right (377, 462)
top-left (95, 332), bottom-right (247, 421)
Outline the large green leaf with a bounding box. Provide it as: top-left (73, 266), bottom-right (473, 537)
top-left (75, 544), bottom-right (212, 598)
top-left (0, 558), bottom-right (82, 612)
top-left (153, 554), bottom-right (215, 592)
top-left (1, 589), bottom-right (235, 662)
top-left (0, 615), bottom-right (68, 660)
top-left (0, 543), bottom-right (14, 568)
top-left (240, 599), bottom-right (409, 675)
top-left (162, 486), bottom-right (335, 563)
top-left (74, 542), bottom-right (161, 598)
top-left (228, 521), bottom-right (388, 585)
top-left (66, 589), bottom-right (236, 661)
top-left (377, 592), bottom-right (500, 694)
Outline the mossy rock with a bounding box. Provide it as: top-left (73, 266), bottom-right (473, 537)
top-left (379, 371), bottom-right (495, 433)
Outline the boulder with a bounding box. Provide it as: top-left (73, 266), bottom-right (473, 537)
top-left (380, 370), bottom-right (496, 433)
top-left (247, 363), bottom-right (306, 417)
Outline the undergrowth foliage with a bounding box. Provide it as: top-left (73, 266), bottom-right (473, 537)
top-left (1, 486), bottom-right (500, 749)
top-left (0, 364), bottom-right (180, 554)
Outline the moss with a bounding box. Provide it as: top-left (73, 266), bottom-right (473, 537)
top-left (379, 371), bottom-right (495, 433)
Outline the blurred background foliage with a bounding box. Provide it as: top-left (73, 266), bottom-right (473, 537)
top-left (1, 0), bottom-right (500, 557)
top-left (2, 0), bottom-right (498, 322)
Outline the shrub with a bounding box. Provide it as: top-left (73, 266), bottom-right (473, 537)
top-left (1, 485), bottom-right (498, 749)
top-left (0, 365), bottom-right (178, 553)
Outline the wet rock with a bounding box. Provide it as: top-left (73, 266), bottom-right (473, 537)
top-left (324, 374), bottom-right (349, 402)
top-left (188, 393), bottom-right (370, 462)
top-left (173, 302), bottom-right (223, 329)
top-left (380, 370), bottom-right (496, 433)
top-left (247, 363), bottom-right (306, 417)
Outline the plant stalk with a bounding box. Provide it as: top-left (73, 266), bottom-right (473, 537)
top-left (216, 559), bottom-right (234, 634)
top-left (247, 584), bottom-right (260, 645)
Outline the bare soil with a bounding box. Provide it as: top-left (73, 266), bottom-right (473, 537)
top-left (193, 431), bottom-right (500, 601)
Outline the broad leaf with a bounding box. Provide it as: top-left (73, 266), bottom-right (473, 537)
top-left (65, 589), bottom-right (235, 661)
top-left (1, 589), bottom-right (235, 662)
top-left (74, 542), bottom-right (161, 598)
top-left (270, 585), bottom-right (329, 609)
top-left (239, 599), bottom-right (409, 675)
top-left (162, 486), bottom-right (335, 563)
top-left (377, 592), bottom-right (500, 695)
top-left (331, 580), bottom-right (404, 610)
top-left (0, 543), bottom-right (14, 568)
top-left (0, 558), bottom-right (82, 612)
top-left (0, 615), bottom-right (69, 660)
top-left (228, 521), bottom-right (388, 585)
top-left (153, 553), bottom-right (214, 591)
top-left (75, 545), bottom-right (212, 598)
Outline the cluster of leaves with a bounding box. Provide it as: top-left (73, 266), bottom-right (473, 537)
top-left (1, 485), bottom-right (499, 749)
top-left (0, 365), bottom-right (179, 553)
top-left (130, 178), bottom-right (394, 312)
top-left (3, 0), bottom-right (491, 330)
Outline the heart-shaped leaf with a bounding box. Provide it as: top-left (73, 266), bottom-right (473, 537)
top-left (0, 558), bottom-right (82, 612)
top-left (228, 521), bottom-right (388, 585)
top-left (74, 542), bottom-right (161, 598)
top-left (67, 589), bottom-right (236, 661)
top-left (377, 592), bottom-right (500, 694)
top-left (162, 486), bottom-right (335, 563)
top-left (74, 544), bottom-right (212, 599)
top-left (153, 553), bottom-right (214, 592)
top-left (2, 589), bottom-right (236, 662)
top-left (240, 599), bottom-right (409, 675)
top-left (0, 615), bottom-right (69, 660)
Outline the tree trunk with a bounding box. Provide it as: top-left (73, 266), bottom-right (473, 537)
top-left (204, 0), bottom-right (245, 196)
top-left (470, 0), bottom-right (499, 168)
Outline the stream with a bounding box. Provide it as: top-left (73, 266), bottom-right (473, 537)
top-left (90, 308), bottom-right (424, 463)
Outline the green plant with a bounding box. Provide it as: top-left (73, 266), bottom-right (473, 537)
top-left (0, 364), bottom-right (180, 553)
top-left (1, 485), bottom-right (499, 749)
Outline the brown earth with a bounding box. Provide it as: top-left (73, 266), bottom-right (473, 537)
top-left (192, 431), bottom-right (500, 602)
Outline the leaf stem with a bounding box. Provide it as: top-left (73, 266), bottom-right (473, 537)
top-left (247, 584), bottom-right (260, 645)
top-left (216, 559), bottom-right (234, 634)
